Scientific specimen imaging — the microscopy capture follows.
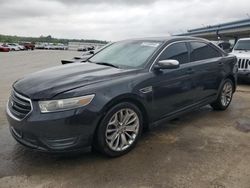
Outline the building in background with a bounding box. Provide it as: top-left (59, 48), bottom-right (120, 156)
top-left (177, 18), bottom-right (250, 45)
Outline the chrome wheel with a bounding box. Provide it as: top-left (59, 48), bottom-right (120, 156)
top-left (105, 108), bottom-right (139, 152)
top-left (221, 81), bottom-right (233, 107)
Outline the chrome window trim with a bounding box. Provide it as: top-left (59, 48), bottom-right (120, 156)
top-left (6, 90), bottom-right (33, 121)
top-left (149, 40), bottom-right (223, 72)
top-left (149, 40), bottom-right (189, 72)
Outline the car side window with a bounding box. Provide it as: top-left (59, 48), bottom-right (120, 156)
top-left (190, 42), bottom-right (222, 62)
top-left (158, 42), bottom-right (189, 64)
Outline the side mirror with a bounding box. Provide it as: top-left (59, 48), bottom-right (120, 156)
top-left (154, 59), bottom-right (180, 70)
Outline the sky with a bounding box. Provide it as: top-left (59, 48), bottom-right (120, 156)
top-left (0, 0), bottom-right (249, 41)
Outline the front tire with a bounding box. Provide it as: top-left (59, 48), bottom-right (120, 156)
top-left (94, 102), bottom-right (143, 157)
top-left (211, 79), bottom-right (234, 111)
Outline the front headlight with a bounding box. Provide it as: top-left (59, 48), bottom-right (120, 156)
top-left (38, 94), bottom-right (95, 113)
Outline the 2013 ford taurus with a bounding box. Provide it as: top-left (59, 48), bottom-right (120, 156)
top-left (6, 37), bottom-right (237, 157)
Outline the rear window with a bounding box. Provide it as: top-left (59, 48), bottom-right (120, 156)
top-left (190, 42), bottom-right (222, 62)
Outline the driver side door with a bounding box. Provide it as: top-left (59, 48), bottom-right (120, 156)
top-left (151, 42), bottom-right (198, 121)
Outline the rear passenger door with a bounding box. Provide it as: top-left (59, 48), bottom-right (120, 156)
top-left (188, 41), bottom-right (223, 102)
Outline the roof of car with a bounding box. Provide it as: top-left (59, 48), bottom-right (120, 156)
top-left (122, 36), bottom-right (208, 43)
top-left (238, 38), bottom-right (250, 41)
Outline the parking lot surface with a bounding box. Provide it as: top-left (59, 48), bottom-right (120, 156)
top-left (0, 51), bottom-right (250, 188)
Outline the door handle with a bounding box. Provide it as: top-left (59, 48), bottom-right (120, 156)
top-left (186, 69), bottom-right (195, 74)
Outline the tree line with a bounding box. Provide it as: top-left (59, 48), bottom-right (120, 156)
top-left (0, 34), bottom-right (108, 44)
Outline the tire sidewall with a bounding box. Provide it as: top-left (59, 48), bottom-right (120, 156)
top-left (95, 102), bottom-right (143, 157)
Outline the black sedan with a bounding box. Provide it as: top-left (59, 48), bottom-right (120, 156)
top-left (6, 37), bottom-right (237, 157)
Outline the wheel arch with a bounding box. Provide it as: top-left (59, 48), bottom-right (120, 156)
top-left (99, 94), bottom-right (150, 132)
top-left (91, 94), bottom-right (150, 148)
top-left (103, 94), bottom-right (149, 130)
top-left (215, 74), bottom-right (236, 102)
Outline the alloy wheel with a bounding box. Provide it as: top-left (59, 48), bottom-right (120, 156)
top-left (105, 108), bottom-right (139, 152)
top-left (221, 81), bottom-right (233, 107)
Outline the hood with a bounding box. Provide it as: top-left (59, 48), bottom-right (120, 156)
top-left (231, 50), bottom-right (250, 58)
top-left (14, 63), bottom-right (134, 100)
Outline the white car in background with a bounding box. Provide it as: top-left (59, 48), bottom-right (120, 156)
top-left (44, 43), bottom-right (55, 50)
top-left (17, 44), bottom-right (26, 50)
top-left (55, 43), bottom-right (68, 50)
top-left (4, 43), bottom-right (21, 51)
top-left (10, 43), bottom-right (25, 50)
top-left (231, 38), bottom-right (250, 81)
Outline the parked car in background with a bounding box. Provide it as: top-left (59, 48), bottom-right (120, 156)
top-left (231, 38), bottom-right (250, 81)
top-left (77, 46), bottom-right (95, 51)
top-left (0, 45), bottom-right (10, 52)
top-left (211, 41), bottom-right (232, 53)
top-left (87, 46), bottom-right (95, 51)
top-left (10, 43), bottom-right (25, 50)
top-left (20, 42), bottom-right (35, 50)
top-left (35, 43), bottom-right (46, 49)
top-left (54, 43), bottom-right (68, 50)
top-left (61, 51), bottom-right (94, 64)
top-left (17, 44), bottom-right (25, 50)
top-left (61, 43), bottom-right (111, 65)
top-left (3, 43), bottom-right (21, 51)
top-left (7, 37), bottom-right (237, 157)
top-left (44, 43), bottom-right (55, 50)
top-left (77, 46), bottom-right (88, 51)
top-left (35, 43), bottom-right (68, 50)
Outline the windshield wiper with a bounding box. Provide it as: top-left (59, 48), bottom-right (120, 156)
top-left (95, 62), bottom-right (119, 69)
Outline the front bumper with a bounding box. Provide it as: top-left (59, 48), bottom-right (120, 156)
top-left (238, 70), bottom-right (250, 79)
top-left (6, 100), bottom-right (101, 153)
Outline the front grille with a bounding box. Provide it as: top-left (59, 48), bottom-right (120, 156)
top-left (8, 91), bottom-right (32, 120)
top-left (238, 58), bottom-right (250, 70)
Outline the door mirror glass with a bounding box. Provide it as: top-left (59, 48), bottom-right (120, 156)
top-left (154, 59), bottom-right (180, 70)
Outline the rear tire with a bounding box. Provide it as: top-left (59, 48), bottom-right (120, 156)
top-left (210, 79), bottom-right (234, 111)
top-left (93, 102), bottom-right (143, 157)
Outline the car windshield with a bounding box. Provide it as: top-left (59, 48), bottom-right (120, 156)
top-left (89, 40), bottom-right (163, 68)
top-left (234, 40), bottom-right (250, 50)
